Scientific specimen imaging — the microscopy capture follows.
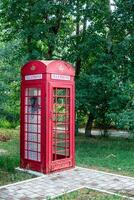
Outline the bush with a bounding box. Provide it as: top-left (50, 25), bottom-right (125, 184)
top-left (0, 119), bottom-right (11, 128)
top-left (0, 119), bottom-right (19, 129)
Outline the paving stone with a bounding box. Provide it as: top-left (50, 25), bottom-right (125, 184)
top-left (0, 167), bottom-right (134, 199)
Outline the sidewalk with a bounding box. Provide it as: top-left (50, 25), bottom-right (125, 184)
top-left (0, 167), bottom-right (134, 199)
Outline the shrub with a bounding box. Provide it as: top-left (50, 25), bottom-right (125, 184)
top-left (0, 119), bottom-right (11, 128)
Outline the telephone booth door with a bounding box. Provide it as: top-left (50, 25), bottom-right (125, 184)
top-left (21, 83), bottom-right (44, 172)
top-left (49, 83), bottom-right (75, 171)
top-left (24, 86), bottom-right (41, 161)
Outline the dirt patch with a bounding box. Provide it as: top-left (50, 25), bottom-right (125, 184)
top-left (0, 134), bottom-right (11, 142)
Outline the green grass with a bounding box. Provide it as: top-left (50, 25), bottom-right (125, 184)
top-left (0, 128), bottom-right (35, 186)
top-left (76, 134), bottom-right (134, 176)
top-left (0, 128), bottom-right (134, 187)
top-left (54, 188), bottom-right (125, 200)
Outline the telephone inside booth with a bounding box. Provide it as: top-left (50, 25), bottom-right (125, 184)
top-left (30, 96), bottom-right (40, 113)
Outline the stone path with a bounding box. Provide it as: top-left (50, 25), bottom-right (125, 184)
top-left (0, 167), bottom-right (134, 199)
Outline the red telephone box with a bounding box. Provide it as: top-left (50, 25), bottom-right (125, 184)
top-left (20, 60), bottom-right (75, 174)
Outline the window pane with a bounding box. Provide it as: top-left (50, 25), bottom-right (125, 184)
top-left (24, 87), bottom-right (41, 162)
top-left (29, 88), bottom-right (38, 96)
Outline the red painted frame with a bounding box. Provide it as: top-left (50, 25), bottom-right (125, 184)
top-left (20, 60), bottom-right (75, 174)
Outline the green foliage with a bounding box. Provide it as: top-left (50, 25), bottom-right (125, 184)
top-left (0, 119), bottom-right (11, 129)
top-left (0, 0), bottom-right (73, 60)
top-left (75, 0), bottom-right (134, 133)
top-left (0, 119), bottom-right (19, 129)
top-left (0, 0), bottom-right (133, 132)
top-left (0, 40), bottom-right (21, 127)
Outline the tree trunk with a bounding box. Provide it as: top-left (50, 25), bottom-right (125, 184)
top-left (85, 113), bottom-right (94, 137)
top-left (75, 112), bottom-right (79, 135)
top-left (103, 128), bottom-right (108, 137)
top-left (102, 114), bottom-right (109, 137)
top-left (75, 58), bottom-right (81, 78)
top-left (107, 0), bottom-right (113, 54)
top-left (27, 36), bottom-right (33, 59)
top-left (75, 0), bottom-right (82, 78)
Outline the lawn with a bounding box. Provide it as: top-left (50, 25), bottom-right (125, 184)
top-left (76, 134), bottom-right (134, 176)
top-left (0, 128), bottom-right (34, 186)
top-left (55, 188), bottom-right (125, 200)
top-left (0, 128), bottom-right (134, 187)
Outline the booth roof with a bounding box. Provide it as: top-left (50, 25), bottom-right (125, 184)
top-left (21, 60), bottom-right (75, 76)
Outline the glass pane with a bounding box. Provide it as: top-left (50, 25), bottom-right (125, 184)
top-left (38, 144), bottom-right (41, 152)
top-left (38, 125), bottom-right (41, 133)
top-left (38, 115), bottom-right (41, 123)
top-left (53, 115), bottom-right (67, 122)
top-left (24, 87), bottom-right (41, 162)
top-left (28, 124), bottom-right (37, 132)
top-left (52, 87), bottom-right (70, 161)
top-left (57, 97), bottom-right (65, 104)
top-left (53, 105), bottom-right (66, 114)
top-left (28, 115), bottom-right (38, 123)
top-left (28, 142), bottom-right (37, 151)
top-left (38, 153), bottom-right (41, 161)
top-left (38, 97), bottom-right (41, 105)
top-left (38, 135), bottom-right (41, 142)
top-left (28, 133), bottom-right (38, 142)
top-left (28, 151), bottom-right (37, 160)
top-left (56, 124), bottom-right (69, 131)
top-left (25, 97), bottom-right (28, 104)
top-left (59, 89), bottom-right (66, 96)
top-left (29, 88), bottom-right (38, 96)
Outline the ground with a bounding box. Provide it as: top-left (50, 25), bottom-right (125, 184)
top-left (0, 128), bottom-right (134, 199)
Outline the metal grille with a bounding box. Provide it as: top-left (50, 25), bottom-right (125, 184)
top-left (52, 88), bottom-right (70, 161)
top-left (24, 88), bottom-right (41, 161)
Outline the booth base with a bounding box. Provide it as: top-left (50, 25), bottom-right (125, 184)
top-left (15, 167), bottom-right (45, 177)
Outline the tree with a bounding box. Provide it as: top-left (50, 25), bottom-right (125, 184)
top-left (0, 0), bottom-right (133, 134)
top-left (0, 40), bottom-right (21, 126)
top-left (0, 0), bottom-right (74, 60)
top-left (0, 0), bottom-right (74, 126)
top-left (76, 0), bottom-right (134, 136)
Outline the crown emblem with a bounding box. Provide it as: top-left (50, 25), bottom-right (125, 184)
top-left (58, 65), bottom-right (64, 72)
top-left (31, 65), bottom-right (36, 71)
